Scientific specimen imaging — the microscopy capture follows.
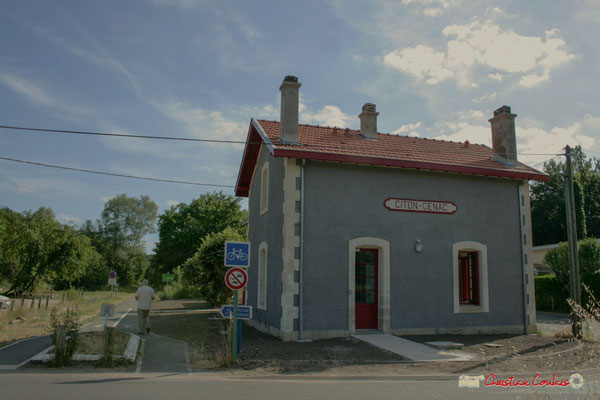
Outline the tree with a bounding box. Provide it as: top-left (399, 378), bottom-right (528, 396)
top-left (152, 192), bottom-right (247, 281)
top-left (98, 194), bottom-right (158, 249)
top-left (181, 227), bottom-right (245, 306)
top-left (82, 194), bottom-right (158, 287)
top-left (531, 149), bottom-right (588, 246)
top-left (0, 207), bottom-right (98, 295)
top-left (543, 238), bottom-right (600, 305)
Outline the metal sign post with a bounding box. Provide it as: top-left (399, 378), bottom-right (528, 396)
top-left (224, 242), bottom-right (250, 363)
top-left (100, 303), bottom-right (115, 333)
top-left (108, 271), bottom-right (117, 294)
top-left (224, 267), bottom-right (248, 363)
top-left (231, 290), bottom-right (239, 363)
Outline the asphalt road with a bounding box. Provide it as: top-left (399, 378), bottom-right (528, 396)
top-left (0, 372), bottom-right (596, 400)
top-left (536, 311), bottom-right (571, 335)
top-left (0, 335), bottom-right (51, 370)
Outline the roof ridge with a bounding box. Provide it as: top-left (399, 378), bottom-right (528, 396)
top-left (258, 119), bottom-right (489, 147)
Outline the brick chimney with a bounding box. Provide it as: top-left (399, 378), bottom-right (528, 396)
top-left (359, 103), bottom-right (379, 140)
top-left (279, 75), bottom-right (301, 144)
top-left (489, 105), bottom-right (518, 166)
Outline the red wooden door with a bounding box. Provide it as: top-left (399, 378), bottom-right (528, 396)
top-left (355, 249), bottom-right (378, 329)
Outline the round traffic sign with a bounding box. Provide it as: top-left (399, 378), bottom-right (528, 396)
top-left (109, 271), bottom-right (117, 279)
top-left (224, 267), bottom-right (248, 290)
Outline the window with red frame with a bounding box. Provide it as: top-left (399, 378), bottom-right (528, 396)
top-left (458, 251), bottom-right (479, 305)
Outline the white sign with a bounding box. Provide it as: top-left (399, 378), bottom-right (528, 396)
top-left (108, 278), bottom-right (117, 286)
top-left (100, 303), bottom-right (115, 317)
top-left (384, 198), bottom-right (457, 215)
top-left (219, 305), bottom-right (253, 319)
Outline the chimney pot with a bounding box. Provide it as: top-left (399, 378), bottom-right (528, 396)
top-left (279, 75), bottom-right (301, 144)
top-left (359, 103), bottom-right (379, 140)
top-left (489, 105), bottom-right (518, 166)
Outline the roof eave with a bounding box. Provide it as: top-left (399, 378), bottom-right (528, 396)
top-left (234, 119), bottom-right (276, 197)
top-left (273, 148), bottom-right (549, 182)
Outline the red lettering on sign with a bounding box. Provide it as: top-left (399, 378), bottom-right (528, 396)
top-left (383, 198), bottom-right (457, 215)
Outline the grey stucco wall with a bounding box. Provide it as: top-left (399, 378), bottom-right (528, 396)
top-left (246, 147), bottom-right (284, 329)
top-left (301, 160), bottom-right (525, 332)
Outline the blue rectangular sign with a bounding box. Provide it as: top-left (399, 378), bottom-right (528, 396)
top-left (219, 305), bottom-right (252, 319)
top-left (224, 241), bottom-right (250, 267)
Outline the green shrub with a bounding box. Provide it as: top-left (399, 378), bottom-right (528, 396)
top-left (535, 275), bottom-right (570, 313)
top-left (49, 307), bottom-right (80, 366)
top-left (157, 281), bottom-right (202, 300)
top-left (181, 227), bottom-right (245, 307)
top-left (544, 238), bottom-right (600, 287)
top-left (535, 274), bottom-right (600, 313)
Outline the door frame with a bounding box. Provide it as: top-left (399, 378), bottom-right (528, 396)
top-left (348, 237), bottom-right (390, 334)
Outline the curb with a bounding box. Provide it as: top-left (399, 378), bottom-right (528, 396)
top-left (30, 333), bottom-right (140, 364)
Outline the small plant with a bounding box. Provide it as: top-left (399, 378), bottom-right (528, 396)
top-left (49, 307), bottom-right (80, 366)
top-left (567, 283), bottom-right (600, 342)
top-left (95, 328), bottom-right (132, 368)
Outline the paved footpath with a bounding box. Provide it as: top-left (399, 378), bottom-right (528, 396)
top-left (0, 296), bottom-right (192, 373)
top-left (0, 335), bottom-right (52, 370)
top-left (111, 298), bottom-right (191, 373)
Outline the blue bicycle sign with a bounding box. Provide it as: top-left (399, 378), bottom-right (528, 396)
top-left (224, 241), bottom-right (250, 267)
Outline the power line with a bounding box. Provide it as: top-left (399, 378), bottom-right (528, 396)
top-left (0, 124), bottom-right (562, 156)
top-left (0, 156), bottom-right (235, 188)
top-left (0, 124), bottom-right (245, 144)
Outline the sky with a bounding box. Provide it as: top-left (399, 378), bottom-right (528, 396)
top-left (1, 0), bottom-right (599, 252)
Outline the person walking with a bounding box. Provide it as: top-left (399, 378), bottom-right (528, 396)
top-left (135, 279), bottom-right (155, 334)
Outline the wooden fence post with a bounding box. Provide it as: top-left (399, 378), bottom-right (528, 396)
top-left (37, 296), bottom-right (42, 309)
top-left (104, 326), bottom-right (115, 358)
top-left (30, 295), bottom-right (35, 309)
top-left (56, 325), bottom-right (67, 360)
top-left (20, 297), bottom-right (24, 308)
top-left (45, 295), bottom-right (50, 309)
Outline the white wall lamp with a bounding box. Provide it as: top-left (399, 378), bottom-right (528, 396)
top-left (414, 240), bottom-right (424, 253)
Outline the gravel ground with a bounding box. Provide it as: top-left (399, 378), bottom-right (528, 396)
top-left (148, 300), bottom-right (600, 376)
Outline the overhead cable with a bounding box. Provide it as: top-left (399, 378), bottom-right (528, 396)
top-left (0, 156), bottom-right (234, 188)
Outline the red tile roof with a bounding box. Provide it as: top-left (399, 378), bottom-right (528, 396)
top-left (235, 119), bottom-right (547, 197)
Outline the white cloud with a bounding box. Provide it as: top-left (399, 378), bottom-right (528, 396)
top-left (147, 0), bottom-right (198, 8)
top-left (584, 114), bottom-right (600, 128)
top-left (0, 72), bottom-right (56, 106)
top-left (393, 121), bottom-right (422, 137)
top-left (401, 0), bottom-right (457, 7)
top-left (433, 116), bottom-right (596, 168)
top-left (100, 196), bottom-right (114, 203)
top-left (383, 45), bottom-right (453, 85)
top-left (57, 214), bottom-right (82, 224)
top-left (383, 21), bottom-right (574, 88)
top-left (423, 8), bottom-right (442, 17)
top-left (156, 101), bottom-right (248, 151)
top-left (301, 105), bottom-right (353, 127)
top-left (166, 200), bottom-right (180, 207)
top-left (472, 92), bottom-right (497, 104)
top-left (30, 26), bottom-right (142, 97)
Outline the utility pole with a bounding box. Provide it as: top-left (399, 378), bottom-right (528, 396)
top-left (564, 145), bottom-right (582, 339)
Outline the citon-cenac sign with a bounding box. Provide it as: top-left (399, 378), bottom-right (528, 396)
top-left (384, 198), bottom-right (457, 215)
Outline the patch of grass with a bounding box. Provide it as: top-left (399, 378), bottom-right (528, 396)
top-left (0, 291), bottom-right (132, 347)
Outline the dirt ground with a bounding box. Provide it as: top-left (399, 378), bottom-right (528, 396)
top-left (148, 299), bottom-right (600, 376)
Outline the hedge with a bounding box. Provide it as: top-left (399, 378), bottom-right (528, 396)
top-left (535, 275), bottom-right (600, 313)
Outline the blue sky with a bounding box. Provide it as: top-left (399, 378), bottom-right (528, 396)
top-left (1, 0), bottom-right (599, 252)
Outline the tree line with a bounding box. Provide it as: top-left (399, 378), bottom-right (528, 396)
top-left (531, 146), bottom-right (600, 246)
top-left (0, 191), bottom-right (246, 305)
